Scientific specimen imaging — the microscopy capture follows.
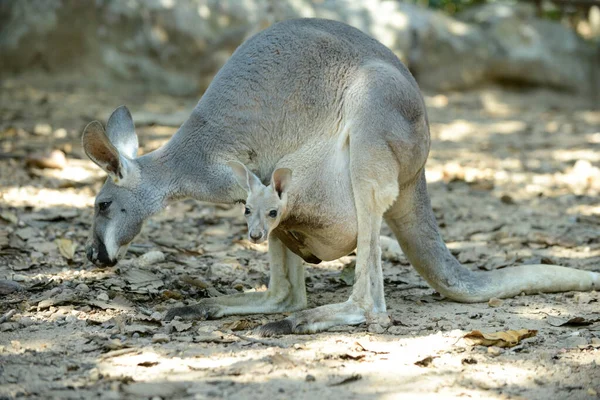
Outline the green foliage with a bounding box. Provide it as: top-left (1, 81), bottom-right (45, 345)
top-left (405, 0), bottom-right (508, 15)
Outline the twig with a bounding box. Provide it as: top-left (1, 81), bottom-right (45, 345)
top-left (0, 309), bottom-right (17, 324)
top-left (230, 332), bottom-right (289, 348)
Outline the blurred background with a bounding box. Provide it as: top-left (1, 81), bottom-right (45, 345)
top-left (2, 2), bottom-right (600, 398)
top-left (2, 0), bottom-right (599, 99)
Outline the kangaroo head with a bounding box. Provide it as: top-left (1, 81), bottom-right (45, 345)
top-left (228, 162), bottom-right (292, 244)
top-left (82, 106), bottom-right (160, 266)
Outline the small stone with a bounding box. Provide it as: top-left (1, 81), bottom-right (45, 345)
top-left (65, 315), bottom-right (77, 323)
top-left (97, 292), bottom-right (109, 301)
top-left (18, 317), bottom-right (34, 327)
top-left (76, 283), bottom-right (90, 293)
top-left (367, 323), bottom-right (386, 334)
top-left (12, 274), bottom-right (27, 282)
top-left (0, 280), bottom-right (22, 295)
top-left (488, 298), bottom-right (503, 307)
top-left (588, 388), bottom-right (597, 396)
top-left (561, 336), bottom-right (588, 348)
top-left (136, 251), bottom-right (165, 267)
top-left (33, 123), bottom-right (52, 136)
top-left (0, 322), bottom-right (18, 332)
top-left (150, 312), bottom-right (163, 321)
top-left (305, 374), bottom-right (316, 382)
top-left (487, 346), bottom-right (503, 357)
top-left (152, 333), bottom-right (170, 343)
top-left (54, 128), bottom-right (68, 138)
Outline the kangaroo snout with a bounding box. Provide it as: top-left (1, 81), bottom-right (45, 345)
top-left (86, 241), bottom-right (116, 267)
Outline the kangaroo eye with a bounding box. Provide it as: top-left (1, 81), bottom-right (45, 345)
top-left (244, 207), bottom-right (251, 215)
top-left (98, 201), bottom-right (112, 212)
top-left (268, 210), bottom-right (278, 218)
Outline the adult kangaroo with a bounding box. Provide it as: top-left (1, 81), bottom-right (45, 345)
top-left (82, 18), bottom-right (599, 335)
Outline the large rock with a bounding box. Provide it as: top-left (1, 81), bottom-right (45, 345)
top-left (0, 0), bottom-right (596, 96)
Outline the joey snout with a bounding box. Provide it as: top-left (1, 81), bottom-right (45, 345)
top-left (248, 229), bottom-right (267, 244)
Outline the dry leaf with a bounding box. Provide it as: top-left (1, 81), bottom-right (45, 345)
top-left (463, 329), bottom-right (537, 348)
top-left (327, 373), bottom-right (362, 386)
top-left (415, 355), bottom-right (437, 367)
top-left (55, 238), bottom-right (76, 260)
top-left (222, 319), bottom-right (259, 331)
top-left (546, 316), bottom-right (598, 327)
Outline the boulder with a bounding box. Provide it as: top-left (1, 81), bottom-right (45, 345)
top-left (0, 0), bottom-right (596, 96)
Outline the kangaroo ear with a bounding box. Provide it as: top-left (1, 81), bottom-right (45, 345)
top-left (228, 161), bottom-right (262, 193)
top-left (82, 121), bottom-right (138, 185)
top-left (106, 105), bottom-right (138, 159)
top-left (271, 168), bottom-right (292, 198)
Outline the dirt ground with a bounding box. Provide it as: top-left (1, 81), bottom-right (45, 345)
top-left (0, 75), bottom-right (599, 400)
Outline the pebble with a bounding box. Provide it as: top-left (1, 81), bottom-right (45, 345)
top-left (305, 374), bottom-right (316, 382)
top-left (488, 298), bottom-right (503, 307)
top-left (561, 336), bottom-right (588, 348)
top-left (97, 292), bottom-right (109, 301)
top-left (152, 333), bottom-right (170, 343)
top-left (33, 123), bottom-right (52, 136)
top-left (367, 323), bottom-right (387, 334)
top-left (0, 280), bottom-right (22, 295)
top-left (11, 274), bottom-right (28, 282)
top-left (136, 251), bottom-right (165, 267)
top-left (0, 322), bottom-right (18, 332)
top-left (65, 315), bottom-right (77, 323)
top-left (487, 346), bottom-right (503, 357)
top-left (76, 283), bottom-right (90, 293)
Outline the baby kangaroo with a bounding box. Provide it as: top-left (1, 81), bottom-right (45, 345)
top-left (228, 161), bottom-right (292, 244)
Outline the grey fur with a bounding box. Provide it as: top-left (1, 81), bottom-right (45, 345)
top-left (83, 18), bottom-right (600, 334)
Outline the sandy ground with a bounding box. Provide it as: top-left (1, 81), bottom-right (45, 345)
top-left (0, 76), bottom-right (599, 400)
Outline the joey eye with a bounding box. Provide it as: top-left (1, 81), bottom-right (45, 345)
top-left (268, 210), bottom-right (278, 218)
top-left (244, 207), bottom-right (251, 216)
top-left (98, 201), bottom-right (112, 212)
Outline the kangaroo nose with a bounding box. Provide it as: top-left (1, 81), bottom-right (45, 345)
top-left (86, 246), bottom-right (95, 262)
top-left (249, 232), bottom-right (263, 242)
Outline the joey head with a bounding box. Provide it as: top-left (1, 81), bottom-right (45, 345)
top-left (228, 161), bottom-right (292, 244)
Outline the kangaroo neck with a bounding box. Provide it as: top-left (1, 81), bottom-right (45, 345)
top-left (138, 111), bottom-right (247, 206)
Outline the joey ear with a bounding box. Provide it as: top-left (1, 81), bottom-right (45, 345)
top-left (106, 105), bottom-right (138, 159)
top-left (82, 121), bottom-right (122, 179)
top-left (228, 161), bottom-right (263, 193)
top-left (271, 168), bottom-right (292, 198)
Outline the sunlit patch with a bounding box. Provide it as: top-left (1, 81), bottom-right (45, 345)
top-left (1, 186), bottom-right (95, 209)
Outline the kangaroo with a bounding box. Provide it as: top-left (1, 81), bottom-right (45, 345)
top-left (228, 161), bottom-right (292, 244)
top-left (82, 18), bottom-right (599, 336)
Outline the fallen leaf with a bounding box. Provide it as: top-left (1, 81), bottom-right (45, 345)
top-left (55, 238), bottom-right (76, 260)
top-left (463, 329), bottom-right (537, 348)
top-left (338, 353), bottom-right (366, 361)
top-left (546, 316), bottom-right (598, 327)
top-left (415, 355), bottom-right (437, 367)
top-left (137, 361), bottom-right (159, 367)
top-left (327, 373), bottom-right (362, 386)
top-left (222, 319), bottom-right (259, 331)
